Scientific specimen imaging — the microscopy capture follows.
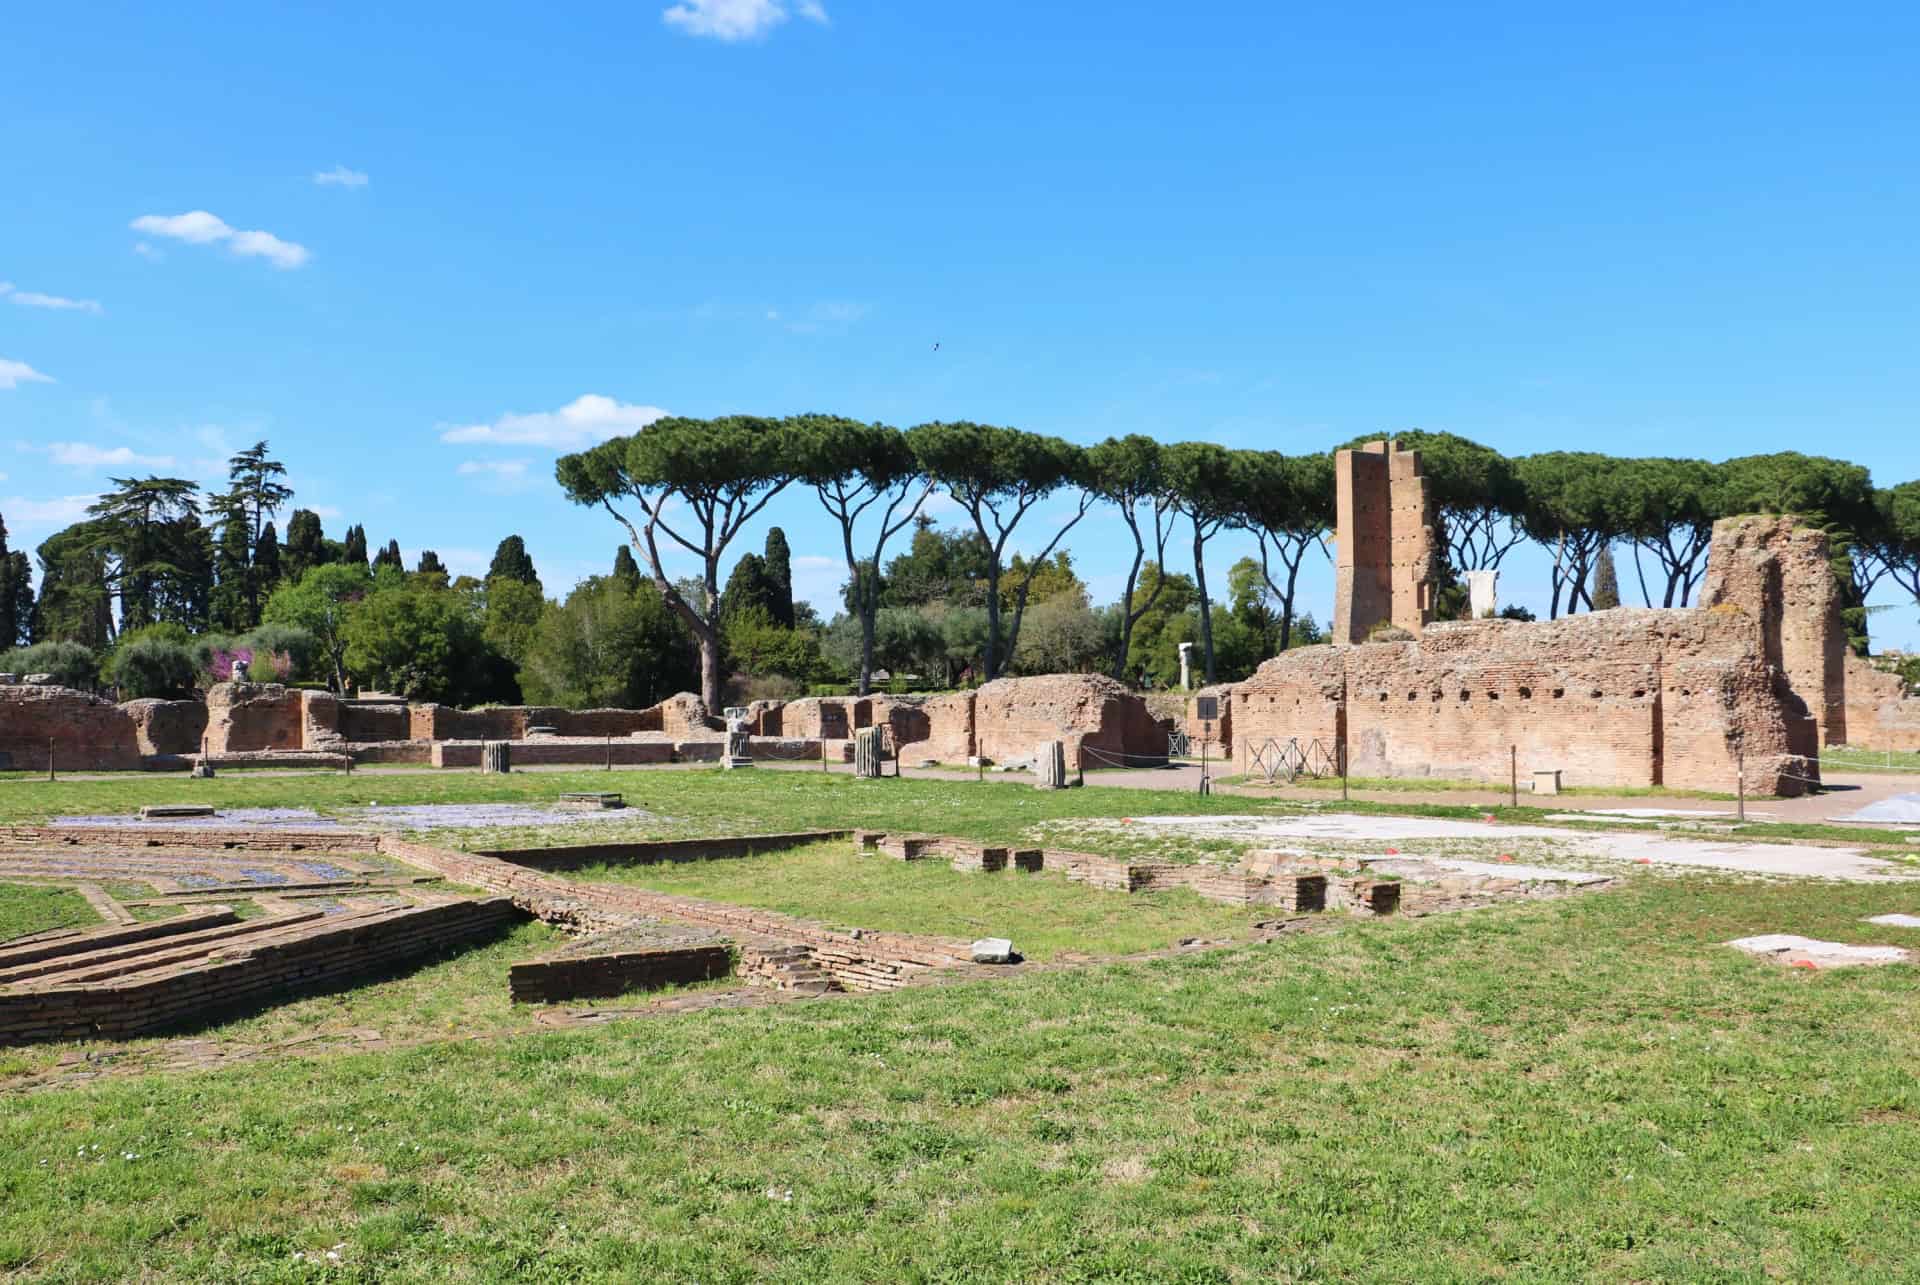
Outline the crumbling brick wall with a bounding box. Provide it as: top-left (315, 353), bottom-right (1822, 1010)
top-left (204, 682), bottom-right (305, 755)
top-left (123, 698), bottom-right (207, 757)
top-left (337, 700), bottom-right (408, 742)
top-left (964, 674), bottom-right (1166, 770)
top-left (1844, 656), bottom-right (1920, 751)
top-left (1235, 611), bottom-right (1815, 795)
top-left (1700, 514), bottom-right (1847, 745)
top-left (901, 691), bottom-right (975, 762)
top-left (0, 685), bottom-right (142, 771)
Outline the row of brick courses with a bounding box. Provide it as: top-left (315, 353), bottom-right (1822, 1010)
top-left (335, 698), bottom-right (407, 742)
top-left (479, 831), bottom-right (848, 870)
top-left (347, 741), bottom-right (433, 765)
top-left (0, 906), bottom-right (239, 973)
top-left (508, 942), bottom-right (732, 1002)
top-left (1183, 685), bottom-right (1235, 756)
top-left (0, 823), bottom-right (373, 854)
top-left (0, 899), bottom-right (518, 1045)
top-left (1843, 656), bottom-right (1920, 752)
top-left (967, 674), bottom-right (1168, 771)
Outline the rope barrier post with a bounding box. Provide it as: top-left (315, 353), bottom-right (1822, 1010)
top-left (1510, 745), bottom-right (1518, 810)
top-left (1340, 738), bottom-right (1348, 803)
top-left (976, 753), bottom-right (984, 784)
top-left (822, 737), bottom-right (829, 772)
top-left (1198, 726), bottom-right (1209, 796)
top-left (47, 737), bottom-right (55, 782)
top-left (1737, 748), bottom-right (1746, 823)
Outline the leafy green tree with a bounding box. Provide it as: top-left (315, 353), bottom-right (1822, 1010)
top-left (1163, 441), bottom-right (1238, 684)
top-left (1592, 543), bottom-right (1622, 610)
top-left (339, 578), bottom-right (510, 703)
top-left (519, 577), bottom-right (699, 709)
top-left (415, 550), bottom-right (448, 581)
top-left (719, 552), bottom-right (780, 626)
top-left (792, 416), bottom-right (932, 694)
top-left (207, 496), bottom-right (254, 632)
top-left (721, 605), bottom-right (823, 681)
top-left (218, 442), bottom-right (294, 626)
top-left (557, 415), bottom-right (796, 710)
top-left (85, 476), bottom-right (206, 632)
top-left (487, 535), bottom-right (541, 588)
top-left (1515, 452), bottom-right (1622, 617)
top-left (1011, 591), bottom-right (1107, 675)
top-left (481, 576), bottom-right (547, 665)
top-left (1087, 435), bottom-right (1178, 680)
top-left (1880, 481), bottom-right (1920, 607)
top-left (906, 421), bottom-right (1091, 679)
top-left (0, 511), bottom-right (33, 647)
top-left (283, 509), bottom-right (327, 583)
top-left (1120, 562), bottom-right (1197, 687)
top-left (878, 519), bottom-right (990, 608)
top-left (238, 622), bottom-right (319, 681)
top-left (32, 526), bottom-right (113, 647)
top-left (1231, 451), bottom-right (1334, 651)
top-left (262, 562), bottom-right (372, 692)
top-left (1610, 457), bottom-right (1723, 606)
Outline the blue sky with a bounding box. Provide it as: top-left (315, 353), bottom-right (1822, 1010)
top-left (3, 1), bottom-right (1917, 646)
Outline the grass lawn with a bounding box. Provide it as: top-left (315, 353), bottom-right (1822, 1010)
top-left (0, 883), bottom-right (97, 943)
top-left (1824, 746), bottom-right (1920, 774)
top-left (2, 874), bottom-right (1919, 1280)
top-left (564, 841), bottom-right (1267, 960)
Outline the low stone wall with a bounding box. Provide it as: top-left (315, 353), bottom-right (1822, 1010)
top-left (430, 738), bottom-right (678, 769)
top-left (508, 941), bottom-right (732, 1003)
top-left (337, 700), bottom-right (409, 742)
top-left (480, 831), bottom-right (847, 870)
top-left (0, 898), bottom-right (518, 1045)
top-left (968, 674), bottom-right (1168, 770)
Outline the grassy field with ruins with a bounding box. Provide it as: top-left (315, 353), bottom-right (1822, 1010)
top-left (3, 868), bottom-right (1919, 1281)
top-left (4, 767), bottom-right (1920, 1279)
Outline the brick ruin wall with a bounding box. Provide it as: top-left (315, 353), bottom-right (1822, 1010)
top-left (1183, 685), bottom-right (1234, 756)
top-left (1235, 608), bottom-right (1815, 795)
top-left (967, 674), bottom-right (1166, 770)
top-left (203, 682), bottom-right (306, 755)
top-left (1844, 656), bottom-right (1920, 751)
top-left (1699, 514), bottom-right (1848, 745)
top-left (0, 685), bottom-right (145, 771)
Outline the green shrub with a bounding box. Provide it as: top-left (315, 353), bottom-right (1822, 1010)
top-left (0, 641), bottom-right (99, 690)
top-left (109, 636), bottom-right (199, 699)
top-left (238, 623), bottom-right (318, 681)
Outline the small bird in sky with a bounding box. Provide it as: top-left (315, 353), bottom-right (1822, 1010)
top-left (932, 342), bottom-right (940, 351)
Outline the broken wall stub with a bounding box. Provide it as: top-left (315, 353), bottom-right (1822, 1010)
top-left (0, 684), bottom-right (143, 771)
top-left (963, 674), bottom-right (1166, 771)
top-left (203, 682), bottom-right (305, 755)
top-left (1698, 514), bottom-right (1847, 746)
top-left (1332, 440), bottom-right (1439, 645)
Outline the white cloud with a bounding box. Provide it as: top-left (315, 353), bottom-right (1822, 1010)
top-left (0, 359), bottom-right (54, 390)
top-left (0, 495), bottom-right (95, 529)
top-left (439, 394), bottom-right (668, 448)
top-left (44, 441), bottom-right (175, 471)
top-left (662, 0), bottom-right (827, 41)
top-left (313, 165), bottom-right (369, 188)
top-left (133, 241), bottom-right (163, 261)
top-left (129, 210), bottom-right (311, 270)
top-left (456, 459), bottom-right (530, 478)
top-left (0, 282), bottom-right (103, 314)
top-left (131, 210), bottom-right (234, 244)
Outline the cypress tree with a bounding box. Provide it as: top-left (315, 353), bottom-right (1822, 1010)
top-left (372, 539), bottom-right (404, 573)
top-left (417, 549), bottom-right (448, 578)
top-left (487, 535), bottom-right (540, 587)
top-left (0, 514), bottom-right (34, 647)
top-left (254, 521), bottom-right (282, 594)
top-left (1592, 543), bottom-right (1622, 611)
top-left (763, 527), bottom-right (794, 627)
top-left (285, 509), bottom-right (326, 582)
top-left (342, 524), bottom-right (369, 570)
top-left (612, 545), bottom-right (641, 590)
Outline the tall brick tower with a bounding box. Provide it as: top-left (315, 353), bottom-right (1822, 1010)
top-left (1331, 440), bottom-right (1438, 645)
